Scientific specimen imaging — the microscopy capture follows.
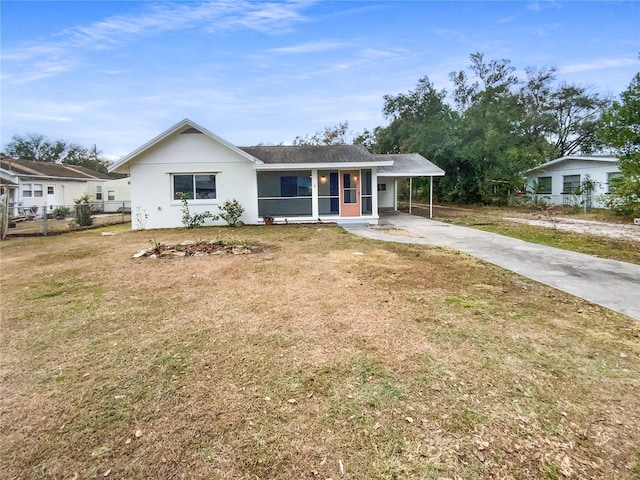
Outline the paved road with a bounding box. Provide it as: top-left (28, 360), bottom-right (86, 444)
top-left (345, 212), bottom-right (640, 321)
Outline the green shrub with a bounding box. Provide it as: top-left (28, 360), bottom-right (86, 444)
top-left (73, 194), bottom-right (93, 227)
top-left (51, 206), bottom-right (71, 220)
top-left (218, 199), bottom-right (244, 227)
top-left (180, 193), bottom-right (216, 228)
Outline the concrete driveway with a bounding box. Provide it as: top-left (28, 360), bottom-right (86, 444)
top-left (345, 212), bottom-right (640, 321)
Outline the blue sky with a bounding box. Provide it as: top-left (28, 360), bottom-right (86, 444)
top-left (1, 1), bottom-right (639, 160)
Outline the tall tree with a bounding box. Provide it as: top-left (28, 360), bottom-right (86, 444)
top-left (4, 134), bottom-right (111, 173)
top-left (5, 133), bottom-right (67, 163)
top-left (549, 83), bottom-right (609, 156)
top-left (375, 76), bottom-right (459, 200)
top-left (448, 52), bottom-right (529, 203)
top-left (292, 122), bottom-right (350, 146)
top-left (599, 72), bottom-right (640, 216)
top-left (519, 67), bottom-right (559, 161)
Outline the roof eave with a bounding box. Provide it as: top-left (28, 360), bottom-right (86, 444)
top-left (254, 160), bottom-right (393, 170)
top-left (524, 155), bottom-right (619, 175)
top-left (378, 171), bottom-right (446, 177)
top-left (6, 173), bottom-right (109, 182)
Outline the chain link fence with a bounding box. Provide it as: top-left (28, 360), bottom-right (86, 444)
top-left (1, 199), bottom-right (131, 239)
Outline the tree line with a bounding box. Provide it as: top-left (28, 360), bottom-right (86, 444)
top-left (298, 52), bottom-right (639, 215)
top-left (3, 133), bottom-right (112, 174)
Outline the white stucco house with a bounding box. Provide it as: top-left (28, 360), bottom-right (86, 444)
top-left (523, 155), bottom-right (620, 208)
top-left (0, 155), bottom-right (117, 217)
top-left (87, 177), bottom-right (132, 213)
top-left (109, 119), bottom-right (445, 229)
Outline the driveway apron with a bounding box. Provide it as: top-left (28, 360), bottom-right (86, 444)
top-left (345, 212), bottom-right (640, 321)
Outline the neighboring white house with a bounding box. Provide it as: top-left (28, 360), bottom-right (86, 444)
top-left (523, 155), bottom-right (621, 208)
top-left (109, 119), bottom-right (445, 229)
top-left (87, 177), bottom-right (132, 212)
top-left (0, 155), bottom-right (119, 217)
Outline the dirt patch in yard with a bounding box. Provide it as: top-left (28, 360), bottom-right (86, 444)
top-left (504, 215), bottom-right (640, 242)
top-left (425, 203), bottom-right (640, 243)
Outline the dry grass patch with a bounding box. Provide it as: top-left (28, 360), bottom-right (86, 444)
top-left (1, 224), bottom-right (639, 479)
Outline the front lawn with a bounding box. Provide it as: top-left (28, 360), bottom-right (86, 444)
top-left (1, 225), bottom-right (639, 479)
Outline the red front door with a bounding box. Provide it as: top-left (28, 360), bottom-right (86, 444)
top-left (340, 170), bottom-right (360, 217)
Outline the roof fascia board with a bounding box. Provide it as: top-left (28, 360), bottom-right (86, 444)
top-left (254, 161), bottom-right (393, 170)
top-left (525, 156), bottom-right (619, 174)
top-left (109, 119), bottom-right (261, 173)
top-left (378, 172), bottom-right (445, 177)
top-left (8, 173), bottom-right (108, 182)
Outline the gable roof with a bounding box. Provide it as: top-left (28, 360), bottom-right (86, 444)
top-left (0, 156), bottom-right (112, 180)
top-left (525, 155), bottom-right (619, 175)
top-left (109, 119), bottom-right (447, 174)
top-left (375, 153), bottom-right (445, 177)
top-left (109, 118), bottom-right (259, 173)
top-left (240, 144), bottom-right (392, 169)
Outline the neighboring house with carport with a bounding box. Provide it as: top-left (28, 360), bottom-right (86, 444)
top-left (0, 155), bottom-right (116, 217)
top-left (109, 119), bottom-right (445, 229)
top-left (523, 155), bottom-right (620, 208)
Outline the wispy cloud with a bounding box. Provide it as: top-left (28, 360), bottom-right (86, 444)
top-left (560, 57), bottom-right (639, 74)
top-left (259, 46), bottom-right (407, 82)
top-left (526, 1), bottom-right (560, 12)
top-left (268, 41), bottom-right (351, 54)
top-left (528, 22), bottom-right (561, 38)
top-left (2, 1), bottom-right (314, 84)
top-left (526, 2), bottom-right (542, 12)
top-left (13, 113), bottom-right (73, 123)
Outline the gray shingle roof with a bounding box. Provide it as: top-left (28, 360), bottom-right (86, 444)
top-left (240, 144), bottom-right (376, 164)
top-left (375, 153), bottom-right (445, 177)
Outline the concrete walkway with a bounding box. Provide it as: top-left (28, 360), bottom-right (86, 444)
top-left (345, 212), bottom-right (640, 321)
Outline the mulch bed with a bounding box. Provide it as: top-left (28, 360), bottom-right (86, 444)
top-left (134, 239), bottom-right (260, 258)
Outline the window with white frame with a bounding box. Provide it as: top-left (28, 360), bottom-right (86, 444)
top-left (107, 190), bottom-right (115, 201)
top-left (22, 183), bottom-right (44, 197)
top-left (96, 185), bottom-right (103, 200)
top-left (173, 174), bottom-right (217, 200)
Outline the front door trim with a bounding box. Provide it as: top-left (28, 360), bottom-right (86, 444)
top-left (340, 170), bottom-right (360, 217)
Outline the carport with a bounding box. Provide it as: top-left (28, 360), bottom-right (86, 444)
top-left (374, 154), bottom-right (445, 218)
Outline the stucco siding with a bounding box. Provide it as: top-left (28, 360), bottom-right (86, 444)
top-left (526, 160), bottom-right (621, 207)
top-left (377, 179), bottom-right (396, 208)
top-left (128, 132), bottom-right (258, 229)
top-left (18, 179), bottom-right (89, 209)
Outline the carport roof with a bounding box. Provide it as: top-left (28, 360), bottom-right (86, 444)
top-left (375, 153), bottom-right (445, 177)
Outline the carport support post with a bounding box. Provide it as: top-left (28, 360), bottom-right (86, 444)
top-left (409, 177), bottom-right (412, 214)
top-left (430, 176), bottom-right (433, 219)
top-left (394, 179), bottom-right (398, 211)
